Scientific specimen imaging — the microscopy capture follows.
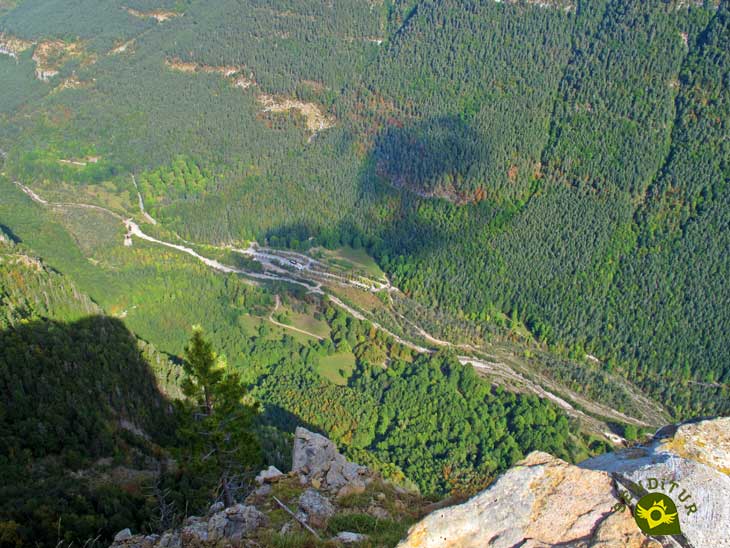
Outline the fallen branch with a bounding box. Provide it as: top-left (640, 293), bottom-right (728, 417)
top-left (272, 496), bottom-right (321, 540)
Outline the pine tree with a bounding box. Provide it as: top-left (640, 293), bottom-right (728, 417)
top-left (178, 327), bottom-right (262, 506)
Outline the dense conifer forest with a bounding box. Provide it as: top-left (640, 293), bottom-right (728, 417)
top-left (1, 0), bottom-right (730, 544)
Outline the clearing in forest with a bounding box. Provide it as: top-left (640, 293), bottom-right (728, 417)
top-left (125, 7), bottom-right (181, 22)
top-left (317, 352), bottom-right (356, 385)
top-left (165, 58), bottom-right (257, 88)
top-left (258, 94), bottom-right (334, 134)
top-left (32, 40), bottom-right (89, 81)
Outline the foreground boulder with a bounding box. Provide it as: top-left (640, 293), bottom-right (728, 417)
top-left (255, 465), bottom-right (283, 485)
top-left (581, 416), bottom-right (730, 548)
top-left (206, 504), bottom-right (268, 543)
top-left (399, 416), bottom-right (730, 548)
top-left (398, 451), bottom-right (656, 548)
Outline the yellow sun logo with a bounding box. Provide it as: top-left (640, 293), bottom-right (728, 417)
top-left (633, 493), bottom-right (682, 535)
top-left (636, 499), bottom-right (677, 530)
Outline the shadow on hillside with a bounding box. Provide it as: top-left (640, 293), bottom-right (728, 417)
top-left (264, 115), bottom-right (494, 262)
top-left (0, 314), bottom-right (338, 544)
top-left (0, 223), bottom-right (22, 243)
top-left (0, 315), bottom-right (180, 546)
top-left (259, 403), bottom-right (324, 437)
top-left (0, 315), bottom-right (178, 458)
top-left (372, 115), bottom-right (488, 198)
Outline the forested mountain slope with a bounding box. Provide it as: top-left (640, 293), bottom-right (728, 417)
top-left (0, 238), bottom-right (182, 545)
top-left (0, 0), bottom-right (728, 420)
top-left (3, 3), bottom-right (729, 544)
top-left (374, 0), bottom-right (730, 416)
top-left (0, 218), bottom-right (602, 546)
top-left (607, 4), bottom-right (730, 414)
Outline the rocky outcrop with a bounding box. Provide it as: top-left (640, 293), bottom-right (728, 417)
top-left (164, 59), bottom-right (257, 90)
top-left (581, 417), bottom-right (730, 548)
top-left (291, 426), bottom-right (369, 491)
top-left (399, 417), bottom-right (730, 548)
top-left (31, 40), bottom-right (86, 82)
top-left (108, 420), bottom-right (730, 547)
top-left (335, 531), bottom-right (369, 544)
top-left (398, 451), bottom-right (656, 548)
top-left (111, 505), bottom-right (267, 548)
top-left (257, 95), bottom-right (334, 134)
top-left (0, 33), bottom-right (34, 58)
top-left (205, 505), bottom-right (268, 543)
top-left (254, 465), bottom-right (283, 485)
top-left (109, 428), bottom-right (415, 547)
top-left (125, 8), bottom-right (181, 22)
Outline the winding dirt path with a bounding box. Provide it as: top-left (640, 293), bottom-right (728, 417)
top-left (131, 175), bottom-right (157, 225)
top-left (268, 295), bottom-right (324, 341)
top-left (15, 180), bottom-right (321, 291)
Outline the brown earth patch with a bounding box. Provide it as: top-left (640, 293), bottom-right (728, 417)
top-left (0, 32), bottom-right (34, 57)
top-left (257, 94), bottom-right (335, 134)
top-left (32, 40), bottom-right (89, 81)
top-left (125, 7), bottom-right (181, 22)
top-left (165, 58), bottom-right (256, 88)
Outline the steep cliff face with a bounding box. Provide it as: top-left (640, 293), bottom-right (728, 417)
top-left (399, 417), bottom-right (730, 548)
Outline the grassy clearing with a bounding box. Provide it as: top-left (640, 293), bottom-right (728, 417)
top-left (35, 180), bottom-right (133, 213)
top-left (238, 313), bottom-right (267, 336)
top-left (328, 285), bottom-right (387, 315)
top-left (282, 307), bottom-right (331, 338)
top-left (317, 352), bottom-right (356, 385)
top-left (52, 206), bottom-right (123, 256)
top-left (314, 246), bottom-right (385, 279)
top-left (265, 318), bottom-right (320, 345)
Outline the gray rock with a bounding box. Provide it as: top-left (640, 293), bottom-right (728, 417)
top-left (208, 504), bottom-right (268, 542)
top-left (367, 504), bottom-right (390, 520)
top-left (298, 488), bottom-right (335, 528)
top-left (342, 461), bottom-right (362, 482)
top-left (207, 510), bottom-right (228, 542)
top-left (292, 427), bottom-right (339, 475)
top-left (398, 451), bottom-right (640, 548)
top-left (399, 417), bottom-right (730, 548)
top-left (582, 416), bottom-right (730, 548)
top-left (336, 478), bottom-right (367, 500)
top-left (255, 465), bottom-right (284, 484)
top-left (109, 529), bottom-right (154, 548)
top-left (181, 520), bottom-right (208, 545)
top-left (334, 531), bottom-right (368, 543)
top-left (325, 463), bottom-right (348, 489)
top-left (208, 501), bottom-right (224, 514)
top-left (114, 529), bottom-right (132, 542)
top-left (157, 532), bottom-right (181, 548)
top-left (292, 427), bottom-right (367, 489)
